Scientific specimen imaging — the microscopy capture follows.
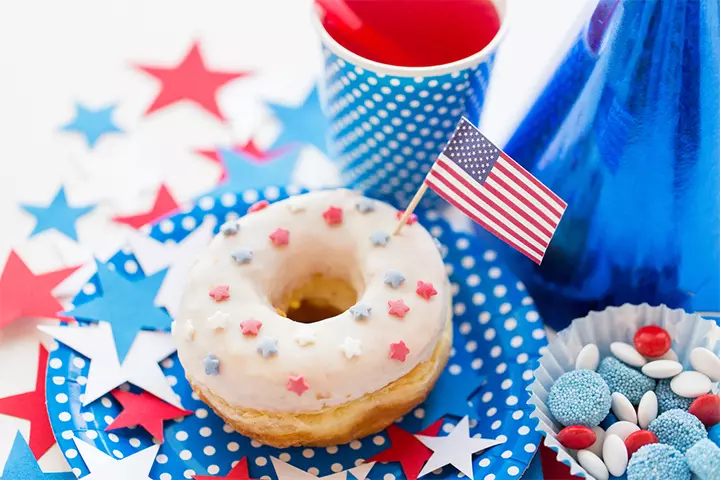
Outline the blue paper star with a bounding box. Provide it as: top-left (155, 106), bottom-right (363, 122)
top-left (384, 270), bottom-right (406, 289)
top-left (64, 262), bottom-right (171, 362)
top-left (420, 366), bottom-right (486, 428)
top-left (370, 231), bottom-right (390, 247)
top-left (21, 187), bottom-right (95, 241)
top-left (231, 249), bottom-right (253, 264)
top-left (268, 86), bottom-right (330, 154)
top-left (1, 432), bottom-right (75, 480)
top-left (209, 148), bottom-right (300, 196)
top-left (203, 354), bottom-right (220, 375)
top-left (61, 103), bottom-right (123, 148)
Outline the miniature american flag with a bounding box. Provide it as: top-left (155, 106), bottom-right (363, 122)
top-left (425, 117), bottom-right (566, 264)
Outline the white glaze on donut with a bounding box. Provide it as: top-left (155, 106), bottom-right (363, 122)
top-left (174, 189), bottom-right (450, 412)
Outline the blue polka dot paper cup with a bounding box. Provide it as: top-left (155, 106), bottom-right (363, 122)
top-left (528, 304), bottom-right (720, 478)
top-left (314, 0), bottom-right (509, 209)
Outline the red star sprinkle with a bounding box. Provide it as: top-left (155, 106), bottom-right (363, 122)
top-left (194, 457), bottom-right (256, 480)
top-left (396, 210), bottom-right (418, 225)
top-left (209, 285), bottom-right (230, 302)
top-left (248, 200), bottom-right (270, 214)
top-left (113, 184), bottom-right (180, 229)
top-left (388, 299), bottom-right (410, 318)
top-left (195, 141), bottom-right (288, 181)
top-left (269, 228), bottom-right (290, 246)
top-left (322, 206), bottom-right (343, 225)
top-left (368, 419), bottom-right (444, 480)
top-left (239, 319), bottom-right (262, 336)
top-left (0, 345), bottom-right (56, 458)
top-left (287, 375), bottom-right (309, 396)
top-left (106, 390), bottom-right (193, 442)
top-left (389, 341), bottom-right (410, 362)
top-left (0, 251), bottom-right (80, 328)
top-left (135, 41), bottom-right (251, 121)
top-left (416, 281), bottom-right (438, 300)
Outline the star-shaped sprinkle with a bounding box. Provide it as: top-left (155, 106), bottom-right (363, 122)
top-left (73, 436), bottom-right (159, 480)
top-left (396, 210), bottom-right (418, 225)
top-left (207, 310), bottom-right (229, 330)
top-left (341, 337), bottom-right (362, 359)
top-left (287, 200), bottom-right (306, 214)
top-left (322, 206), bottom-right (343, 225)
top-left (113, 185), bottom-right (179, 229)
top-left (416, 281), bottom-right (438, 300)
top-left (240, 319), bottom-right (262, 336)
top-left (416, 416), bottom-right (502, 479)
top-left (204, 354), bottom-right (220, 375)
top-left (368, 419), bottom-right (444, 480)
top-left (220, 221), bottom-right (240, 236)
top-left (21, 186), bottom-right (95, 241)
top-left (388, 299), bottom-right (410, 318)
top-left (355, 197), bottom-right (376, 213)
top-left (183, 319), bottom-right (195, 341)
top-left (384, 270), bottom-right (406, 289)
top-left (106, 390), bottom-right (193, 442)
top-left (269, 228), bottom-right (290, 246)
top-left (194, 457), bottom-right (257, 480)
top-left (295, 329), bottom-right (316, 346)
top-left (248, 200), bottom-right (270, 213)
top-left (231, 249), bottom-right (253, 264)
top-left (389, 341), bottom-right (410, 361)
top-left (0, 432), bottom-right (75, 480)
top-left (370, 231), bottom-right (390, 246)
top-left (61, 103), bottom-right (123, 149)
top-left (209, 285), bottom-right (230, 302)
top-left (287, 375), bottom-right (309, 396)
top-left (349, 303), bottom-right (372, 321)
top-left (257, 336), bottom-right (279, 357)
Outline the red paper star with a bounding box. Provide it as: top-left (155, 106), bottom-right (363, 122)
top-left (194, 457), bottom-right (256, 480)
top-left (389, 341), bottom-right (410, 362)
top-left (368, 419), bottom-right (444, 480)
top-left (286, 375), bottom-right (309, 396)
top-left (388, 299), bottom-right (410, 318)
top-left (239, 319), bottom-right (262, 336)
top-left (396, 210), bottom-right (418, 225)
top-left (322, 206), bottom-right (343, 225)
top-left (247, 200), bottom-right (269, 214)
top-left (0, 345), bottom-right (56, 458)
top-left (269, 228), bottom-right (290, 246)
top-left (416, 281), bottom-right (438, 300)
top-left (106, 390), bottom-right (193, 442)
top-left (113, 185), bottom-right (180, 229)
top-left (209, 285), bottom-right (230, 302)
top-left (0, 251), bottom-right (80, 328)
top-left (136, 42), bottom-right (251, 121)
top-left (195, 141), bottom-right (286, 181)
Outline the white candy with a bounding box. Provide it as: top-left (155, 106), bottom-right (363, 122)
top-left (578, 450), bottom-right (609, 480)
top-left (605, 421), bottom-right (640, 441)
top-left (670, 371), bottom-right (712, 398)
top-left (646, 348), bottom-right (678, 362)
top-left (610, 342), bottom-right (647, 368)
top-left (602, 434), bottom-right (628, 477)
top-left (576, 343), bottom-right (600, 371)
top-left (638, 391), bottom-right (658, 429)
top-left (611, 392), bottom-right (638, 424)
top-left (587, 426), bottom-right (606, 459)
top-left (641, 359), bottom-right (683, 379)
top-left (690, 347), bottom-right (720, 382)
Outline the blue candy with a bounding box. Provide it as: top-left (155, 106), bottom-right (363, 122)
top-left (648, 409), bottom-right (708, 453)
top-left (709, 424), bottom-right (720, 448)
top-left (600, 412), bottom-right (619, 430)
top-left (686, 439), bottom-right (720, 480)
top-left (627, 444), bottom-right (691, 480)
top-left (547, 369), bottom-right (611, 427)
top-left (598, 356), bottom-right (656, 405)
top-left (655, 379), bottom-right (694, 413)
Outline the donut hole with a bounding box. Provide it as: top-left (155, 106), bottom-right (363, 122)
top-left (273, 273), bottom-right (359, 324)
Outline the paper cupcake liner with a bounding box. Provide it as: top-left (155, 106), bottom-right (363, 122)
top-left (527, 303), bottom-right (720, 479)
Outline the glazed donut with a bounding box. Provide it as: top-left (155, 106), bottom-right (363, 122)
top-left (173, 189), bottom-right (452, 448)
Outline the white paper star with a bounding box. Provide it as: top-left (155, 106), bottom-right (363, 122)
top-left (416, 416), bottom-right (502, 479)
top-left (127, 219), bottom-right (215, 319)
top-left (295, 329), bottom-right (316, 346)
top-left (74, 436), bottom-right (158, 480)
top-left (340, 336), bottom-right (362, 359)
top-left (271, 457), bottom-right (375, 480)
top-left (39, 322), bottom-right (182, 408)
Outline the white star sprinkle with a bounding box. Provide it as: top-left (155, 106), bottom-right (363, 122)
top-left (340, 337), bottom-right (362, 359)
top-left (207, 310), bottom-right (229, 330)
top-left (183, 319), bottom-right (195, 341)
top-left (295, 329), bottom-right (316, 346)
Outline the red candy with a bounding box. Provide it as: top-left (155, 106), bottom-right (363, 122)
top-left (557, 425), bottom-right (596, 450)
top-left (633, 325), bottom-right (672, 357)
top-left (688, 394), bottom-right (720, 427)
top-left (624, 430), bottom-right (659, 457)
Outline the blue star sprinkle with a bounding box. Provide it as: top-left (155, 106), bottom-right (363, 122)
top-left (349, 303), bottom-right (372, 321)
top-left (257, 336), bottom-right (279, 357)
top-left (420, 366), bottom-right (486, 428)
top-left (203, 354), bottom-right (220, 376)
top-left (0, 431), bottom-right (75, 480)
top-left (209, 147), bottom-right (300, 197)
top-left (220, 221), bottom-right (240, 236)
top-left (231, 249), bottom-right (253, 264)
top-left (355, 197), bottom-right (376, 214)
top-left (61, 103), bottom-right (123, 148)
top-left (370, 231), bottom-right (390, 247)
top-left (384, 270), bottom-right (406, 289)
top-left (21, 187), bottom-right (95, 241)
top-left (268, 86), bottom-right (329, 154)
top-left (64, 261), bottom-right (171, 363)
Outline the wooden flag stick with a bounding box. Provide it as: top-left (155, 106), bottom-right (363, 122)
top-left (393, 183), bottom-right (428, 236)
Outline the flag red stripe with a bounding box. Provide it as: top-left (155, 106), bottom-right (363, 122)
top-left (488, 170), bottom-right (558, 228)
top-left (498, 153), bottom-right (566, 214)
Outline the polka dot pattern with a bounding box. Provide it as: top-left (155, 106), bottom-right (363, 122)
top-left (46, 187), bottom-right (543, 480)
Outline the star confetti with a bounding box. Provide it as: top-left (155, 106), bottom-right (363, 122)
top-left (106, 390), bottom-right (193, 442)
top-left (389, 341), bottom-right (410, 362)
top-left (0, 250), bottom-right (79, 328)
top-left (60, 103), bottom-right (123, 149)
top-left (268, 86), bottom-right (329, 154)
top-left (0, 346), bottom-right (55, 458)
top-left (135, 41), bottom-right (250, 121)
top-left (420, 366), bottom-right (485, 428)
top-left (271, 457), bottom-right (375, 480)
top-left (322, 206), bottom-right (343, 225)
top-left (0, 432), bottom-right (75, 480)
top-left (416, 416), bottom-right (502, 479)
top-left (269, 228), bottom-right (290, 246)
top-left (195, 141), bottom-right (288, 182)
top-left (388, 299), bottom-right (410, 318)
top-left (194, 457), bottom-right (256, 480)
top-left (113, 185), bottom-right (180, 229)
top-left (286, 375), bottom-right (309, 396)
top-left (209, 285), bottom-right (230, 302)
top-left (239, 319), bottom-right (262, 336)
top-left (208, 147), bottom-right (300, 197)
top-left (415, 281), bottom-right (438, 300)
top-left (73, 436), bottom-right (159, 480)
top-left (21, 186), bottom-right (95, 241)
top-left (368, 419), bottom-right (444, 480)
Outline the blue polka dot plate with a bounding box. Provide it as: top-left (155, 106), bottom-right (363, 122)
top-left (46, 187), bottom-right (546, 479)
